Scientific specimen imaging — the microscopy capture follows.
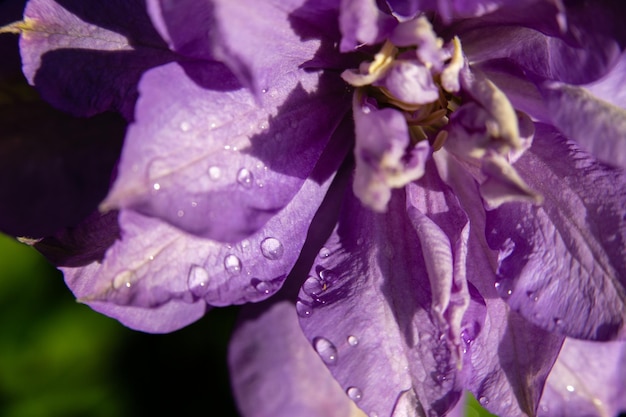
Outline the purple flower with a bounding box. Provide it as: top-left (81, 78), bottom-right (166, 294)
top-left (3, 0), bottom-right (626, 416)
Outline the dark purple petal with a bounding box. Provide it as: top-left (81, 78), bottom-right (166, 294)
top-left (435, 153), bottom-right (564, 417)
top-left (229, 300), bottom-right (366, 417)
top-left (298, 174), bottom-right (472, 417)
top-left (486, 124), bottom-right (626, 340)
top-left (19, 0), bottom-right (174, 118)
top-left (538, 338), bottom-right (626, 417)
top-left (0, 99), bottom-right (124, 237)
top-left (103, 61), bottom-right (351, 242)
top-left (539, 80), bottom-right (626, 169)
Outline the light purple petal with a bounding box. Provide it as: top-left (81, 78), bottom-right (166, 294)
top-left (352, 96), bottom-right (429, 211)
top-left (64, 120), bottom-right (350, 318)
top-left (375, 60), bottom-right (440, 105)
top-left (298, 173), bottom-right (474, 417)
top-left (19, 0), bottom-right (173, 118)
top-left (538, 338), bottom-right (626, 417)
top-left (434, 152), bottom-right (564, 417)
top-left (229, 300), bottom-right (367, 417)
top-left (486, 124), bottom-right (626, 340)
top-left (104, 61), bottom-right (351, 242)
top-left (539, 81), bottom-right (626, 169)
top-left (584, 52), bottom-right (626, 109)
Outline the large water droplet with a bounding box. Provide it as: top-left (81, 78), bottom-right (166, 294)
top-left (302, 276), bottom-right (324, 298)
top-left (237, 168), bottom-right (253, 188)
top-left (188, 265), bottom-right (210, 297)
top-left (347, 335), bottom-right (359, 346)
top-left (347, 387), bottom-right (363, 402)
top-left (313, 337), bottom-right (338, 365)
top-left (224, 254), bottom-right (242, 274)
top-left (260, 237), bottom-right (284, 260)
top-left (295, 300), bottom-right (312, 318)
top-left (208, 166), bottom-right (221, 180)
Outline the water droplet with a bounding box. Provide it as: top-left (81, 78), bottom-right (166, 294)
top-left (237, 168), bottom-right (253, 188)
top-left (494, 280), bottom-right (513, 298)
top-left (302, 276), bottom-right (324, 298)
top-left (113, 270), bottom-right (133, 289)
top-left (191, 201), bottom-right (198, 208)
top-left (554, 317), bottom-right (564, 327)
top-left (313, 337), bottom-right (337, 365)
top-left (180, 121), bottom-right (191, 132)
top-left (318, 247), bottom-right (331, 258)
top-left (296, 300), bottom-right (312, 318)
top-left (318, 268), bottom-right (336, 283)
top-left (566, 385), bottom-right (575, 393)
top-left (261, 88), bottom-right (268, 94)
top-left (527, 291), bottom-right (539, 302)
top-left (479, 396), bottom-right (489, 406)
top-left (347, 335), bottom-right (359, 346)
top-left (224, 255), bottom-right (242, 274)
top-left (153, 183), bottom-right (161, 191)
top-left (259, 121), bottom-right (269, 130)
top-left (253, 280), bottom-right (271, 295)
top-left (187, 265), bottom-right (210, 297)
top-left (210, 122), bottom-right (217, 129)
top-left (177, 210), bottom-right (185, 217)
top-left (347, 387), bottom-right (362, 402)
top-left (260, 237), bottom-right (284, 260)
top-left (241, 239), bottom-right (250, 249)
top-left (208, 166), bottom-right (221, 180)
top-left (361, 105), bottom-right (371, 114)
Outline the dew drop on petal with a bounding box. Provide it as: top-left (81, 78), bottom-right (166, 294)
top-left (347, 335), bottom-right (359, 346)
top-left (253, 280), bottom-right (271, 295)
top-left (153, 183), bottom-right (161, 191)
top-left (318, 247), bottom-right (331, 258)
top-left (302, 276), bottom-right (324, 298)
top-left (260, 237), bottom-right (284, 260)
top-left (479, 396), bottom-right (489, 406)
top-left (180, 121), bottom-right (191, 132)
top-left (296, 300), bottom-right (312, 318)
top-left (494, 280), bottom-right (513, 298)
top-left (223, 254), bottom-right (242, 275)
top-left (566, 385), bottom-right (575, 393)
top-left (313, 337), bottom-right (338, 365)
top-left (347, 387), bottom-right (363, 402)
top-left (208, 166), bottom-right (221, 180)
top-left (237, 168), bottom-right (253, 188)
top-left (187, 265), bottom-right (210, 297)
top-left (177, 210), bottom-right (185, 218)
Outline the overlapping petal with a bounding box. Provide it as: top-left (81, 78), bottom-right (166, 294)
top-left (18, 0), bottom-right (174, 118)
top-left (103, 61), bottom-right (351, 242)
top-left (229, 300), bottom-right (367, 417)
top-left (486, 124), bottom-right (626, 340)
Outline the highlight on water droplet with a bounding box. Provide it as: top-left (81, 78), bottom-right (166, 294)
top-left (479, 396), bottom-right (489, 406)
top-left (237, 168), bottom-right (253, 188)
top-left (187, 264), bottom-right (210, 297)
top-left (313, 337), bottom-right (338, 365)
top-left (180, 121), bottom-right (191, 132)
top-left (347, 386), bottom-right (363, 402)
top-left (260, 237), bottom-right (284, 260)
top-left (318, 247), bottom-right (331, 258)
top-left (208, 166), bottom-right (221, 180)
top-left (347, 335), bottom-right (359, 346)
top-left (224, 254), bottom-right (242, 274)
top-left (112, 270), bottom-right (134, 290)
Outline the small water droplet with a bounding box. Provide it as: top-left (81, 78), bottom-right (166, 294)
top-left (361, 105), bottom-right (371, 114)
top-left (180, 121), bottom-right (191, 132)
top-left (296, 300), bottom-right (312, 318)
top-left (210, 122), bottom-right (216, 129)
top-left (261, 88), bottom-right (268, 94)
top-left (153, 183), bottom-right (161, 191)
top-left (318, 247), bottom-right (331, 258)
top-left (566, 385), bottom-right (575, 393)
top-left (260, 237), bottom-right (284, 260)
top-left (191, 201), bottom-right (198, 208)
top-left (187, 265), bottom-right (210, 297)
top-left (527, 291), bottom-right (539, 302)
top-left (347, 335), bottom-right (359, 346)
top-left (259, 121), bottom-right (269, 130)
top-left (177, 210), bottom-right (185, 217)
top-left (313, 337), bottom-right (337, 365)
top-left (237, 168), bottom-right (253, 188)
top-left (347, 387), bottom-right (362, 402)
top-left (224, 255), bottom-right (242, 274)
top-left (208, 166), bottom-right (221, 180)
top-left (241, 239), bottom-right (250, 249)
top-left (554, 317), bottom-right (564, 327)
top-left (318, 268), bottom-right (336, 283)
top-left (479, 396), bottom-right (489, 406)
top-left (494, 280), bottom-right (513, 298)
top-left (113, 270), bottom-right (133, 289)
top-left (253, 280), bottom-right (271, 295)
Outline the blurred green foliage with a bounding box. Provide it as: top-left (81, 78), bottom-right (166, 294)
top-left (0, 232), bottom-right (497, 417)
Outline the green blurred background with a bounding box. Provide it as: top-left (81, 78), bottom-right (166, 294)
top-left (0, 232), bottom-right (494, 417)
